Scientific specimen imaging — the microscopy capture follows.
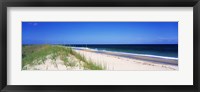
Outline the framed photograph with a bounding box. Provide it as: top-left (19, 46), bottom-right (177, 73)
top-left (0, 0), bottom-right (199, 92)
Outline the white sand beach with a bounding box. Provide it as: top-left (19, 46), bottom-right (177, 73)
top-left (22, 46), bottom-right (178, 71)
top-left (75, 49), bottom-right (178, 71)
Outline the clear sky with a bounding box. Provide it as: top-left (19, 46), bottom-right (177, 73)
top-left (22, 22), bottom-right (178, 44)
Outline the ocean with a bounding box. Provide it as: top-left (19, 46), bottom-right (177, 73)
top-left (64, 44), bottom-right (178, 58)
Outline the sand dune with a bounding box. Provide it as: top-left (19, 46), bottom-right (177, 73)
top-left (23, 55), bottom-right (84, 70)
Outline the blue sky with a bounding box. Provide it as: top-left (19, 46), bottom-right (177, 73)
top-left (22, 22), bottom-right (178, 44)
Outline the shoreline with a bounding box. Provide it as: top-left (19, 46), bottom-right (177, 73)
top-left (72, 47), bottom-right (178, 65)
top-left (72, 47), bottom-right (178, 59)
top-left (74, 48), bottom-right (178, 71)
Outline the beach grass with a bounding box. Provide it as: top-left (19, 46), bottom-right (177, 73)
top-left (22, 45), bottom-right (104, 70)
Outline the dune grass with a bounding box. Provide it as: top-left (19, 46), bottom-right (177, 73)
top-left (22, 45), bottom-right (104, 70)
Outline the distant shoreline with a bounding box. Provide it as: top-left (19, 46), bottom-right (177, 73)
top-left (73, 47), bottom-right (178, 65)
top-left (74, 48), bottom-right (178, 70)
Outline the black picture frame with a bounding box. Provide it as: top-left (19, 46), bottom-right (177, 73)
top-left (0, 0), bottom-right (200, 92)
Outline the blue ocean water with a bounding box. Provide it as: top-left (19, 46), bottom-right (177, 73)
top-left (65, 44), bottom-right (178, 58)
